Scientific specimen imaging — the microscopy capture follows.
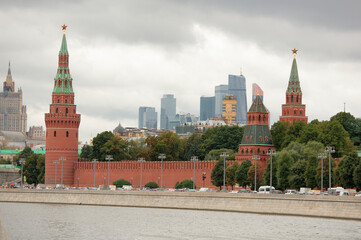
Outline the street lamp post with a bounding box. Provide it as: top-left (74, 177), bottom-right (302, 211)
top-left (191, 156), bottom-right (198, 189)
top-left (267, 150), bottom-right (276, 190)
top-left (92, 159), bottom-right (98, 188)
top-left (252, 155), bottom-right (260, 192)
top-left (325, 146), bottom-right (335, 191)
top-left (138, 158), bottom-right (145, 190)
top-left (105, 155), bottom-right (113, 185)
top-left (59, 157), bottom-right (66, 186)
top-left (53, 160), bottom-right (59, 188)
top-left (19, 158), bottom-right (25, 188)
top-left (158, 154), bottom-right (166, 189)
top-left (220, 152), bottom-right (229, 191)
top-left (318, 153), bottom-right (327, 193)
top-left (77, 177), bottom-right (80, 188)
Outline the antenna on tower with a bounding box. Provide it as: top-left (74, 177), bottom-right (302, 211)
top-left (240, 67), bottom-right (243, 76)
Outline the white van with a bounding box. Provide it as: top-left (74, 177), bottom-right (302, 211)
top-left (258, 186), bottom-right (275, 194)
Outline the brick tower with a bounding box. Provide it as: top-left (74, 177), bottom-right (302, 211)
top-left (45, 25), bottom-right (81, 186)
top-left (280, 49), bottom-right (308, 124)
top-left (235, 95), bottom-right (275, 171)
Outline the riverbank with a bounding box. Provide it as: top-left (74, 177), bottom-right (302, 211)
top-left (0, 189), bottom-right (360, 221)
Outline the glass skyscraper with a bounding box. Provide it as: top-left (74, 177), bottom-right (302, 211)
top-left (200, 96), bottom-right (215, 121)
top-left (138, 106), bottom-right (157, 129)
top-left (160, 94), bottom-right (176, 130)
top-left (215, 84), bottom-right (228, 118)
top-left (228, 74), bottom-right (247, 124)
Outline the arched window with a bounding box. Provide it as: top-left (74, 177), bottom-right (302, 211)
top-left (249, 115), bottom-right (251, 122)
top-left (263, 115), bottom-right (266, 122)
top-left (296, 95), bottom-right (299, 102)
top-left (294, 110), bottom-right (297, 115)
top-left (257, 148), bottom-right (260, 154)
top-left (66, 131), bottom-right (69, 137)
top-left (258, 115), bottom-right (261, 122)
top-left (66, 108), bottom-right (68, 115)
top-left (291, 95), bottom-right (294, 102)
top-left (57, 99), bottom-right (60, 103)
top-left (252, 115), bottom-right (255, 121)
top-left (54, 131), bottom-right (56, 137)
top-left (56, 108), bottom-right (58, 113)
top-left (259, 137), bottom-right (262, 142)
top-left (65, 99), bottom-right (67, 104)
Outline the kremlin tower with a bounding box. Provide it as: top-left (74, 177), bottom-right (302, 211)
top-left (280, 49), bottom-right (308, 124)
top-left (45, 25), bottom-right (81, 186)
top-left (235, 95), bottom-right (275, 171)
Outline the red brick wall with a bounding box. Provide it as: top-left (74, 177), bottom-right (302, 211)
top-left (74, 160), bottom-right (235, 189)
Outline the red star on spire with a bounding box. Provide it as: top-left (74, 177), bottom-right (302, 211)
top-left (292, 48), bottom-right (298, 55)
top-left (62, 24), bottom-right (67, 31)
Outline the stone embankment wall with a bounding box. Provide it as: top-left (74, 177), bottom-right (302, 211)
top-left (0, 190), bottom-right (360, 221)
top-left (0, 170), bottom-right (20, 185)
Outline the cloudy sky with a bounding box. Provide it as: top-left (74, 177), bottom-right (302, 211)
top-left (0, 1), bottom-right (360, 143)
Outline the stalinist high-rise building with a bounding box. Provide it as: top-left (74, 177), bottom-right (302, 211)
top-left (0, 62), bottom-right (27, 132)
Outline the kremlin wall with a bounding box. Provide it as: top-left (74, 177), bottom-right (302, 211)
top-left (44, 27), bottom-right (307, 188)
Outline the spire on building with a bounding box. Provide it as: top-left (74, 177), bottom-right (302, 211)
top-left (7, 61), bottom-right (11, 76)
top-left (287, 57), bottom-right (302, 94)
top-left (53, 24), bottom-right (73, 94)
top-left (4, 61), bottom-right (15, 92)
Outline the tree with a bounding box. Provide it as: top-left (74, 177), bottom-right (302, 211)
top-left (101, 136), bottom-right (131, 161)
top-left (205, 148), bottom-right (234, 160)
top-left (211, 159), bottom-right (228, 190)
top-left (22, 154), bottom-right (44, 185)
top-left (353, 162), bottom-right (361, 191)
top-left (199, 126), bottom-right (244, 158)
top-left (183, 134), bottom-right (202, 160)
top-left (335, 151), bottom-right (360, 188)
top-left (247, 163), bottom-right (262, 191)
top-left (331, 112), bottom-right (361, 146)
top-left (318, 120), bottom-right (354, 157)
top-left (80, 144), bottom-right (93, 159)
top-left (288, 160), bottom-right (307, 189)
top-left (236, 159), bottom-right (252, 188)
top-left (145, 181), bottom-right (159, 189)
top-left (14, 146), bottom-right (33, 165)
top-left (113, 178), bottom-right (131, 187)
top-left (177, 179), bottom-right (195, 189)
top-left (305, 156), bottom-right (318, 189)
top-left (91, 131), bottom-right (114, 160)
top-left (226, 161), bottom-right (239, 189)
top-left (299, 123), bottom-right (321, 144)
top-left (270, 121), bottom-right (290, 150)
top-left (277, 151), bottom-right (293, 190)
top-left (263, 157), bottom-right (277, 188)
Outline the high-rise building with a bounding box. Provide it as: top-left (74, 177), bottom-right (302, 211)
top-left (45, 26), bottom-right (81, 186)
top-left (138, 106), bottom-right (157, 129)
top-left (280, 50), bottom-right (308, 124)
top-left (252, 83), bottom-right (264, 102)
top-left (215, 84), bottom-right (228, 118)
top-left (222, 94), bottom-right (237, 124)
top-left (0, 62), bottom-right (27, 132)
top-left (235, 95), bottom-right (275, 173)
top-left (160, 94), bottom-right (176, 130)
top-left (228, 74), bottom-right (247, 125)
top-left (200, 96), bottom-right (215, 121)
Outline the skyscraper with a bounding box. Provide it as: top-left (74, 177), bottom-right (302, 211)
top-left (160, 94), bottom-right (176, 130)
top-left (0, 62), bottom-right (27, 132)
top-left (280, 49), bottom-right (308, 124)
top-left (252, 83), bottom-right (264, 102)
top-left (215, 84), bottom-right (228, 118)
top-left (200, 96), bottom-right (215, 121)
top-left (222, 94), bottom-right (237, 124)
top-left (228, 74), bottom-right (247, 125)
top-left (139, 106), bottom-right (157, 129)
top-left (45, 25), bottom-right (81, 185)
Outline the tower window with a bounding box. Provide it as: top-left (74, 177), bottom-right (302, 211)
top-left (296, 96), bottom-right (299, 102)
top-left (56, 108), bottom-right (58, 113)
top-left (291, 95), bottom-right (294, 102)
top-left (66, 108), bottom-right (68, 114)
top-left (54, 131), bottom-right (56, 137)
top-left (57, 99), bottom-right (60, 103)
top-left (66, 131), bottom-right (69, 137)
top-left (65, 99), bottom-right (67, 104)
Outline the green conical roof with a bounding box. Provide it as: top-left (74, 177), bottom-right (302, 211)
top-left (287, 58), bottom-right (302, 94)
top-left (60, 33), bottom-right (68, 54)
top-left (241, 125), bottom-right (273, 146)
top-left (52, 33), bottom-right (73, 94)
top-left (249, 95), bottom-right (268, 113)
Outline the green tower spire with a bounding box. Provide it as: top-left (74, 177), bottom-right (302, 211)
top-left (52, 28), bottom-right (74, 94)
top-left (287, 57), bottom-right (302, 94)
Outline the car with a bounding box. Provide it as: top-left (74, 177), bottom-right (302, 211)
top-left (285, 189), bottom-right (297, 195)
top-left (229, 190), bottom-right (238, 193)
top-left (199, 188), bottom-right (210, 192)
top-left (258, 186), bottom-right (275, 194)
top-left (355, 192), bottom-right (361, 197)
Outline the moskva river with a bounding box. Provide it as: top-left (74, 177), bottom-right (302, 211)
top-left (0, 203), bottom-right (360, 240)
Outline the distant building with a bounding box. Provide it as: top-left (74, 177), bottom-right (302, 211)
top-left (228, 74), bottom-right (247, 125)
top-left (0, 62), bottom-right (27, 133)
top-left (160, 94), bottom-right (176, 130)
top-left (214, 84), bottom-right (228, 118)
top-left (252, 83), bottom-right (264, 102)
top-left (222, 94), bottom-right (237, 124)
top-left (138, 107), bottom-right (157, 129)
top-left (28, 126), bottom-right (46, 140)
top-left (200, 96), bottom-right (215, 121)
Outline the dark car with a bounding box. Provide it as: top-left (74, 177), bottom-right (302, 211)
top-left (238, 189), bottom-right (251, 193)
